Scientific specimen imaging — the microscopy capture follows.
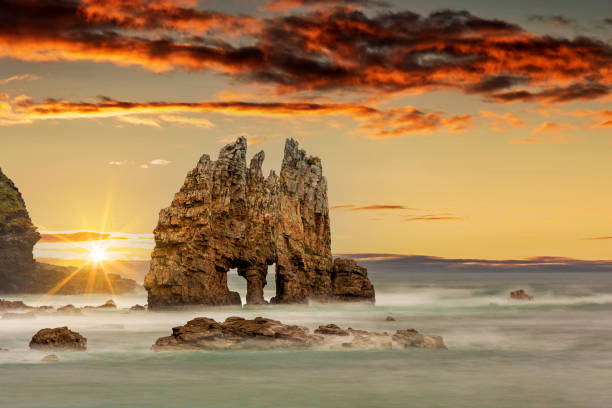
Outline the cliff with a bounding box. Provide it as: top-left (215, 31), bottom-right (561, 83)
top-left (0, 167), bottom-right (139, 294)
top-left (144, 137), bottom-right (374, 308)
top-left (0, 167), bottom-right (40, 292)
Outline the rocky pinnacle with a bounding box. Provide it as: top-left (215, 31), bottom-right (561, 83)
top-left (144, 137), bottom-right (375, 308)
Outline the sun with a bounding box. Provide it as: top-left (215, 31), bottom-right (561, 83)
top-left (89, 245), bottom-right (107, 263)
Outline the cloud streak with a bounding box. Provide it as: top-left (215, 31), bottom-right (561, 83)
top-left (2, 95), bottom-right (472, 139)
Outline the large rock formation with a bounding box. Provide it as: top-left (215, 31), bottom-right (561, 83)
top-left (145, 137), bottom-right (374, 308)
top-left (152, 316), bottom-right (446, 351)
top-left (0, 167), bottom-right (139, 294)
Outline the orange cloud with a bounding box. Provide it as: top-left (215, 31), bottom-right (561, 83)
top-left (5, 95), bottom-right (472, 140)
top-left (0, 2), bottom-right (609, 101)
top-left (39, 231), bottom-right (122, 243)
top-left (331, 204), bottom-right (413, 211)
top-left (480, 110), bottom-right (527, 131)
top-left (0, 74), bottom-right (40, 85)
top-left (531, 121), bottom-right (577, 134)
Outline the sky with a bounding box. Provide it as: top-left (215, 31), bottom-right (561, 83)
top-left (0, 0), bottom-right (611, 265)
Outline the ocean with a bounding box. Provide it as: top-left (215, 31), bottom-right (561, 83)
top-left (1, 271), bottom-right (612, 407)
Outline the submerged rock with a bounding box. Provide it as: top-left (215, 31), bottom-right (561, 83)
top-left (130, 304), bottom-right (146, 311)
top-left (0, 347), bottom-right (8, 352)
top-left (385, 315), bottom-right (396, 321)
top-left (41, 354), bottom-right (59, 362)
top-left (153, 317), bottom-right (446, 351)
top-left (29, 327), bottom-right (87, 351)
top-left (144, 137), bottom-right (374, 308)
top-left (509, 289), bottom-right (534, 301)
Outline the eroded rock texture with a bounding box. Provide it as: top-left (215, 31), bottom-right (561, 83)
top-left (144, 137), bottom-right (374, 308)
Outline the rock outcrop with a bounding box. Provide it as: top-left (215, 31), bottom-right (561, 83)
top-left (29, 327), bottom-right (87, 351)
top-left (509, 289), bottom-right (534, 301)
top-left (0, 167), bottom-right (140, 294)
top-left (0, 168), bottom-right (40, 292)
top-left (152, 316), bottom-right (446, 351)
top-left (144, 137), bottom-right (374, 308)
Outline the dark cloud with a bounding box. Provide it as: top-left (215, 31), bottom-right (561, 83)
top-left (265, 0), bottom-right (389, 11)
top-left (337, 253), bottom-right (612, 273)
top-left (0, 1), bottom-right (610, 102)
top-left (491, 82), bottom-right (611, 103)
top-left (528, 14), bottom-right (575, 27)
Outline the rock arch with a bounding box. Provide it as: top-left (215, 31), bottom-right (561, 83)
top-left (144, 137), bottom-right (374, 308)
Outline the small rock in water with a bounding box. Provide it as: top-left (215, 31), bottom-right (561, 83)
top-left (314, 324), bottom-right (349, 336)
top-left (509, 289), bottom-right (534, 301)
top-left (0, 347), bottom-right (8, 352)
top-left (41, 354), bottom-right (59, 362)
top-left (385, 315), bottom-right (396, 321)
top-left (130, 304), bottom-right (146, 311)
top-left (29, 327), bottom-right (87, 351)
top-left (56, 304), bottom-right (82, 315)
top-left (83, 300), bottom-right (117, 310)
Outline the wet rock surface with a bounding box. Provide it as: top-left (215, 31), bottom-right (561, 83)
top-left (144, 137), bottom-right (374, 308)
top-left (153, 317), bottom-right (446, 351)
top-left (509, 289), bottom-right (534, 301)
top-left (41, 354), bottom-right (59, 362)
top-left (29, 327), bottom-right (87, 351)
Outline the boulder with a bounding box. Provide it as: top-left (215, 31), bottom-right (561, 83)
top-left (144, 137), bottom-right (374, 308)
top-left (509, 289), bottom-right (534, 301)
top-left (153, 316), bottom-right (446, 351)
top-left (29, 327), bottom-right (87, 351)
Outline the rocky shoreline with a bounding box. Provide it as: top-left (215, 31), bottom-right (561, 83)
top-left (152, 316), bottom-right (446, 351)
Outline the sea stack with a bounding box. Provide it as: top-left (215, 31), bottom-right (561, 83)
top-left (144, 137), bottom-right (375, 308)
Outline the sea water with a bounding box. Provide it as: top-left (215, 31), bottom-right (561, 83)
top-left (1, 271), bottom-right (612, 407)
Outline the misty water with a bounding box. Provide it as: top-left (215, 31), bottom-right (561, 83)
top-left (2, 271), bottom-right (612, 407)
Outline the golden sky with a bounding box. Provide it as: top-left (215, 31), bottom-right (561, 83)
top-left (0, 0), bottom-right (611, 263)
